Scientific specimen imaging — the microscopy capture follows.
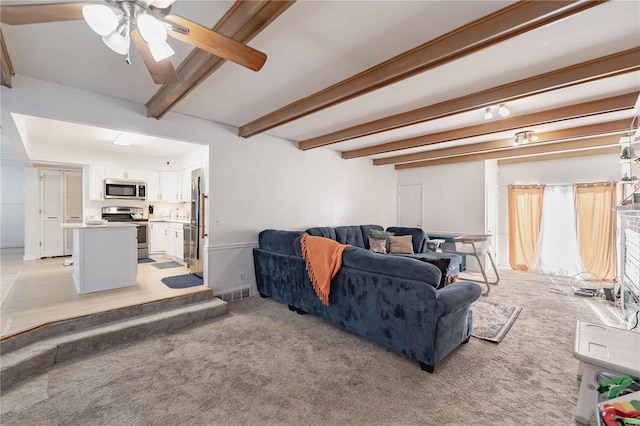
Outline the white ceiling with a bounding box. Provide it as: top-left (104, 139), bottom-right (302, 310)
top-left (14, 113), bottom-right (204, 158)
top-left (2, 0), bottom-right (640, 162)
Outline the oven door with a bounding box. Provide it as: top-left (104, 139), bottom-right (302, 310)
top-left (136, 223), bottom-right (148, 248)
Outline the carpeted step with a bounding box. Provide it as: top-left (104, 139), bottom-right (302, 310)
top-left (0, 290), bottom-right (213, 355)
top-left (0, 298), bottom-right (227, 392)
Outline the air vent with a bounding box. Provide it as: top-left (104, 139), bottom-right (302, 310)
top-left (217, 286), bottom-right (252, 302)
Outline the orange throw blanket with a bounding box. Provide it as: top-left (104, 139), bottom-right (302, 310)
top-left (300, 234), bottom-right (349, 306)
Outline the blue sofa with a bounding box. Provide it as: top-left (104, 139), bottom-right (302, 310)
top-left (252, 225), bottom-right (483, 372)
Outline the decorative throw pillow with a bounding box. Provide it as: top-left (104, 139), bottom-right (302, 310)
top-left (369, 230), bottom-right (394, 252)
top-left (389, 235), bottom-right (414, 254)
top-left (417, 258), bottom-right (451, 289)
top-left (368, 237), bottom-right (387, 254)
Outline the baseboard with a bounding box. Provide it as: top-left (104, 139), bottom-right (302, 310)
top-left (23, 254), bottom-right (36, 261)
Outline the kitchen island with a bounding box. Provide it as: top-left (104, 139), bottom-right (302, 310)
top-left (62, 223), bottom-right (138, 294)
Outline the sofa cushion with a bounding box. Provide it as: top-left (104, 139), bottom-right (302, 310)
top-left (258, 229), bottom-right (303, 256)
top-left (368, 237), bottom-right (387, 254)
top-left (305, 227), bottom-right (337, 241)
top-left (335, 226), bottom-right (365, 248)
top-left (360, 225), bottom-right (384, 249)
top-left (389, 235), bottom-right (414, 254)
top-left (386, 227), bottom-right (427, 253)
top-left (341, 246), bottom-right (441, 288)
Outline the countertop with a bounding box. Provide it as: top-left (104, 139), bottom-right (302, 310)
top-left (147, 218), bottom-right (191, 224)
top-left (61, 222), bottom-right (138, 229)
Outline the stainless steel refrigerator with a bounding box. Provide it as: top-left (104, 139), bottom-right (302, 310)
top-left (184, 168), bottom-right (205, 278)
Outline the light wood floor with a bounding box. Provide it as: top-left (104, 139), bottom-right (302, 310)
top-left (0, 248), bottom-right (210, 338)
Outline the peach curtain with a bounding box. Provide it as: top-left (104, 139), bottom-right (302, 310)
top-left (508, 186), bottom-right (544, 271)
top-left (575, 183), bottom-right (616, 281)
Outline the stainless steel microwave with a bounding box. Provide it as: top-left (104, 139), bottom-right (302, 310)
top-left (104, 179), bottom-right (146, 200)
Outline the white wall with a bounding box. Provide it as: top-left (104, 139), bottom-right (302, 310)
top-left (397, 161), bottom-right (487, 234)
top-left (397, 161), bottom-right (488, 271)
top-left (1, 138), bottom-right (25, 248)
top-left (496, 153), bottom-right (621, 266)
top-left (2, 76), bottom-right (397, 295)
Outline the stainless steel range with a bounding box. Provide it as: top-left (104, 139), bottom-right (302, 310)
top-left (102, 207), bottom-right (148, 259)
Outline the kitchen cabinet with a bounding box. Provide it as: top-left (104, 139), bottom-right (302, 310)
top-left (89, 165), bottom-right (105, 201)
top-left (160, 171), bottom-right (179, 202)
top-left (146, 170), bottom-right (161, 202)
top-left (105, 167), bottom-right (145, 181)
top-left (166, 223), bottom-right (184, 261)
top-left (149, 221), bottom-right (167, 254)
top-left (179, 168), bottom-right (192, 202)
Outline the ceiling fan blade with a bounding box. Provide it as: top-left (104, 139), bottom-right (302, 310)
top-left (0, 2), bottom-right (91, 25)
top-left (131, 28), bottom-right (179, 85)
top-left (164, 15), bottom-right (267, 72)
top-left (150, 0), bottom-right (176, 9)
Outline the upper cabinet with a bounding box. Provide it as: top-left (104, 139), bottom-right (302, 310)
top-left (160, 171), bottom-right (179, 202)
top-left (105, 167), bottom-right (145, 181)
top-left (146, 170), bottom-right (161, 202)
top-left (180, 168), bottom-right (192, 202)
top-left (87, 165), bottom-right (200, 203)
top-left (89, 165), bottom-right (105, 201)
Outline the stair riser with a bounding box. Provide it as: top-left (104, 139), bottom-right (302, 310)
top-left (1, 303), bottom-right (227, 392)
top-left (1, 291), bottom-right (213, 355)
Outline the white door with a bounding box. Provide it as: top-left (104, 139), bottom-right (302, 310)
top-left (398, 184), bottom-right (423, 228)
top-left (64, 171), bottom-right (83, 255)
top-left (485, 183), bottom-right (499, 267)
top-left (40, 169), bottom-right (64, 258)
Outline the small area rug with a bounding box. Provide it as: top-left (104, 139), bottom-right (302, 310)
top-left (138, 258), bottom-right (156, 264)
top-left (471, 299), bottom-right (522, 343)
top-left (161, 273), bottom-right (204, 289)
top-left (152, 261), bottom-right (183, 269)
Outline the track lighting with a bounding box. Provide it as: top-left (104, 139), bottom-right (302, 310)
top-left (484, 107), bottom-right (493, 120)
top-left (498, 104), bottom-right (510, 117)
top-left (514, 131), bottom-right (537, 147)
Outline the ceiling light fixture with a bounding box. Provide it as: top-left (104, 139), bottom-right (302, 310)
top-left (498, 104), bottom-right (510, 117)
top-left (82, 4), bottom-right (119, 36)
top-left (514, 131), bottom-right (537, 147)
top-left (83, 3), bottom-right (175, 63)
top-left (484, 107), bottom-right (493, 120)
top-left (112, 132), bottom-right (133, 146)
top-left (103, 22), bottom-right (130, 56)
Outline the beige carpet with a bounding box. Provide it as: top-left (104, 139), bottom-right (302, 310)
top-left (0, 269), bottom-right (623, 425)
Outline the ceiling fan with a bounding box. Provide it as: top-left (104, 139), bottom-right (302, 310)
top-left (0, 0), bottom-right (268, 84)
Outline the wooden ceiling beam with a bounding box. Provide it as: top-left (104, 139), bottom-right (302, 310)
top-left (374, 119), bottom-right (633, 165)
top-left (300, 47), bottom-right (640, 150)
top-left (146, 0), bottom-right (295, 119)
top-left (0, 29), bottom-right (14, 88)
top-left (497, 146), bottom-right (620, 166)
top-left (342, 92), bottom-right (638, 159)
top-left (239, 0), bottom-right (605, 138)
top-left (394, 135), bottom-right (620, 169)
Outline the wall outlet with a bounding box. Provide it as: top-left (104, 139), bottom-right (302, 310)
top-left (239, 271), bottom-right (246, 282)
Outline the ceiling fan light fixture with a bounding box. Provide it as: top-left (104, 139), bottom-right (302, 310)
top-left (498, 103), bottom-right (510, 117)
top-left (82, 4), bottom-right (119, 37)
top-left (137, 13), bottom-right (168, 44)
top-left (148, 40), bottom-right (175, 62)
top-left (103, 29), bottom-right (130, 56)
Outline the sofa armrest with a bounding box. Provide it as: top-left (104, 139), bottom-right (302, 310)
top-left (435, 281), bottom-right (482, 317)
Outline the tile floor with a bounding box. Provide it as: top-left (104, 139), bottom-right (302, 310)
top-left (0, 248), bottom-right (210, 337)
